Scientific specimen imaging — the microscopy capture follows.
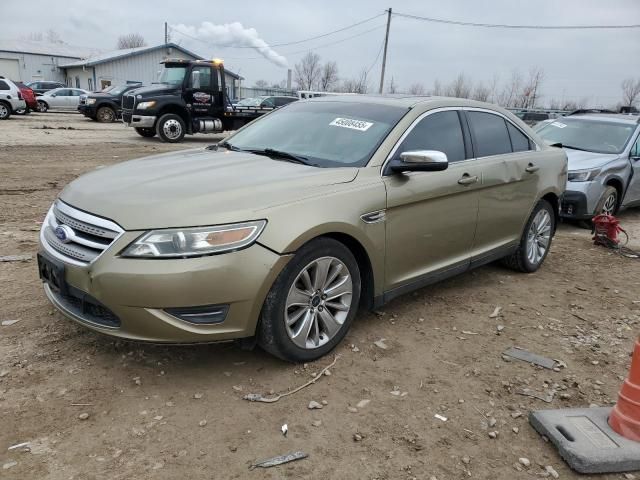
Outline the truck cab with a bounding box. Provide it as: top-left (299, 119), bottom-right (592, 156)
top-left (122, 59), bottom-right (273, 143)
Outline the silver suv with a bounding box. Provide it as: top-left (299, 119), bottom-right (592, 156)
top-left (536, 113), bottom-right (640, 219)
top-left (0, 76), bottom-right (26, 120)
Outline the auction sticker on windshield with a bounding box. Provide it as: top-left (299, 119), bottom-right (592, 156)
top-left (330, 118), bottom-right (374, 132)
top-left (551, 121), bottom-right (567, 128)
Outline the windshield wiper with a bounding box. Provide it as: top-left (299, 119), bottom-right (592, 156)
top-left (248, 148), bottom-right (315, 166)
top-left (212, 140), bottom-right (240, 151)
top-left (562, 145), bottom-right (590, 152)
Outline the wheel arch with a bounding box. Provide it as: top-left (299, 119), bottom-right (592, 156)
top-left (157, 104), bottom-right (190, 130)
top-left (604, 176), bottom-right (625, 206)
top-left (541, 191), bottom-right (559, 231)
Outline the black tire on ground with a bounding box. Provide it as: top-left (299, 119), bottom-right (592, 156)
top-left (135, 127), bottom-right (156, 138)
top-left (37, 101), bottom-right (48, 113)
top-left (502, 199), bottom-right (555, 273)
top-left (96, 106), bottom-right (116, 123)
top-left (156, 113), bottom-right (185, 143)
top-left (0, 101), bottom-right (11, 120)
top-left (14, 107), bottom-right (30, 115)
top-left (257, 237), bottom-right (361, 362)
top-left (594, 186), bottom-right (618, 216)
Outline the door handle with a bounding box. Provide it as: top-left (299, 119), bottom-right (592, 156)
top-left (458, 174), bottom-right (479, 186)
top-left (525, 163), bottom-right (539, 173)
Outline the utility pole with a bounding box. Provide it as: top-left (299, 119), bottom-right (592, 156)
top-left (378, 8), bottom-right (392, 94)
top-left (164, 22), bottom-right (168, 44)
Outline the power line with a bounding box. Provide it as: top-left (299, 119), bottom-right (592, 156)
top-left (168, 12), bottom-right (386, 49)
top-left (393, 11), bottom-right (640, 29)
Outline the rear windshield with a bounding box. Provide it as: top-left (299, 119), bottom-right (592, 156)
top-left (537, 118), bottom-right (636, 154)
top-left (226, 101), bottom-right (408, 167)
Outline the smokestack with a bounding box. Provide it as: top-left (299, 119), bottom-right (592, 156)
top-left (287, 69), bottom-right (292, 90)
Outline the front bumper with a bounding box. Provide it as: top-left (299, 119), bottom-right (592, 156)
top-left (560, 181), bottom-right (602, 219)
top-left (78, 104), bottom-right (97, 117)
top-left (39, 232), bottom-right (291, 343)
top-left (123, 113), bottom-right (156, 128)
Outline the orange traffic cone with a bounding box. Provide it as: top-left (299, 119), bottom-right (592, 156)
top-left (609, 337), bottom-right (640, 442)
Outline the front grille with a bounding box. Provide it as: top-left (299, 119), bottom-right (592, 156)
top-left (122, 112), bottom-right (132, 123)
top-left (122, 94), bottom-right (135, 110)
top-left (41, 201), bottom-right (123, 266)
top-left (50, 284), bottom-right (121, 328)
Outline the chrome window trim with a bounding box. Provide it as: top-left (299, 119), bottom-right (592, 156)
top-left (40, 200), bottom-right (125, 268)
top-left (381, 105), bottom-right (540, 177)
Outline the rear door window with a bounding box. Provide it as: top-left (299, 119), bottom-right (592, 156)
top-left (395, 110), bottom-right (467, 163)
top-left (467, 111), bottom-right (512, 157)
top-left (506, 122), bottom-right (532, 152)
top-left (0, 80), bottom-right (9, 90)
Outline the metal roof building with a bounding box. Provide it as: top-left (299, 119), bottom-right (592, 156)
top-left (0, 39), bottom-right (97, 83)
top-left (60, 43), bottom-right (242, 98)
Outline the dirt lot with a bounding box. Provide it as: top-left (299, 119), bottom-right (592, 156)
top-left (1, 111), bottom-right (640, 480)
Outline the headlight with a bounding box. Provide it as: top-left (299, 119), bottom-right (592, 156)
top-left (137, 101), bottom-right (156, 110)
top-left (86, 98), bottom-right (96, 105)
top-left (568, 168), bottom-right (601, 182)
top-left (121, 220), bottom-right (267, 258)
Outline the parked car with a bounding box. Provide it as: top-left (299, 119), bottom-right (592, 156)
top-left (235, 95), bottom-right (298, 108)
top-left (13, 81), bottom-right (38, 115)
top-left (536, 113), bottom-right (640, 220)
top-left (78, 83), bottom-right (142, 122)
top-left (0, 76), bottom-right (26, 120)
top-left (37, 88), bottom-right (90, 112)
top-left (25, 81), bottom-right (67, 95)
top-left (515, 111), bottom-right (551, 126)
top-left (38, 96), bottom-right (566, 362)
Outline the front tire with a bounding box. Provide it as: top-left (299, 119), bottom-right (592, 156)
top-left (0, 101), bottom-right (11, 119)
top-left (258, 238), bottom-right (361, 362)
top-left (595, 186), bottom-right (618, 216)
top-left (503, 199), bottom-right (555, 273)
top-left (37, 101), bottom-right (48, 113)
top-left (156, 113), bottom-right (185, 143)
top-left (96, 106), bottom-right (116, 123)
top-left (135, 127), bottom-right (156, 138)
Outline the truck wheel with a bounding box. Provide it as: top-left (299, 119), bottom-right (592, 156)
top-left (156, 113), bottom-right (185, 143)
top-left (0, 101), bottom-right (11, 119)
top-left (135, 127), bottom-right (156, 138)
top-left (96, 106), bottom-right (116, 123)
top-left (37, 101), bottom-right (48, 113)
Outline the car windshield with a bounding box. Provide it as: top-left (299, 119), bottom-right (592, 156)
top-left (537, 118), bottom-right (636, 154)
top-left (158, 65), bottom-right (186, 85)
top-left (107, 85), bottom-right (129, 96)
top-left (225, 101), bottom-right (408, 167)
top-left (236, 97), bottom-right (263, 107)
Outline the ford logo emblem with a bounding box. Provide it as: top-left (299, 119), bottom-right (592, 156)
top-left (54, 225), bottom-right (73, 244)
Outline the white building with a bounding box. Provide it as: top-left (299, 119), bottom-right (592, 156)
top-left (0, 39), bottom-right (95, 83)
top-left (60, 43), bottom-right (242, 98)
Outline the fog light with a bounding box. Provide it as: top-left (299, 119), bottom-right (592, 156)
top-left (164, 304), bottom-right (229, 324)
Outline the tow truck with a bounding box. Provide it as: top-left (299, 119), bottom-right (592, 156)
top-left (121, 58), bottom-right (274, 143)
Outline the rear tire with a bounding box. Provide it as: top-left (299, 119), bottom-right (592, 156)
top-left (96, 106), bottom-right (116, 123)
top-left (258, 238), bottom-right (361, 362)
top-left (503, 199), bottom-right (555, 273)
top-left (0, 101), bottom-right (11, 119)
top-left (156, 113), bottom-right (185, 143)
top-left (135, 127), bottom-right (156, 138)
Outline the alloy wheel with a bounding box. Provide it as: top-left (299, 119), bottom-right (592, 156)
top-left (162, 119), bottom-right (182, 140)
top-left (526, 209), bottom-right (552, 265)
top-left (284, 256), bottom-right (353, 349)
top-left (98, 108), bottom-right (115, 122)
top-left (601, 193), bottom-right (617, 215)
top-left (0, 104), bottom-right (8, 118)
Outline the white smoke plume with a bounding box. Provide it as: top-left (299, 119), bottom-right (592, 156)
top-left (171, 22), bottom-right (288, 68)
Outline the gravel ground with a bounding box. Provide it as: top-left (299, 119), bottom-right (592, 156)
top-left (1, 112), bottom-right (639, 480)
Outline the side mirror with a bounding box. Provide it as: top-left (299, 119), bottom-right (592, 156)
top-left (51, 93), bottom-right (56, 97)
top-left (191, 70), bottom-right (200, 89)
top-left (387, 150), bottom-right (449, 174)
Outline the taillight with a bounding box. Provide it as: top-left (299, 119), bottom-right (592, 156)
top-left (17, 91), bottom-right (23, 100)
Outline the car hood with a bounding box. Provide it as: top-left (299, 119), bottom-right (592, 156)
top-left (59, 149), bottom-right (359, 230)
top-left (127, 83), bottom-right (179, 98)
top-left (565, 149), bottom-right (620, 171)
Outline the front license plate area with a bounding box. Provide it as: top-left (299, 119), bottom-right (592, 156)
top-left (37, 252), bottom-right (68, 295)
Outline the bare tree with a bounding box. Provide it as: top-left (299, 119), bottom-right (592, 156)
top-left (388, 76), bottom-right (398, 94)
top-left (117, 33), bottom-right (147, 49)
top-left (472, 82), bottom-right (491, 102)
top-left (446, 73), bottom-right (472, 98)
top-left (253, 79), bottom-right (269, 88)
top-left (516, 67), bottom-right (544, 108)
top-left (487, 74), bottom-right (500, 103)
top-left (430, 79), bottom-right (443, 96)
top-left (318, 61), bottom-right (339, 92)
top-left (621, 78), bottom-right (640, 107)
top-left (341, 68), bottom-right (369, 94)
top-left (408, 83), bottom-right (426, 95)
top-left (497, 70), bottom-right (522, 107)
top-left (294, 52), bottom-right (322, 90)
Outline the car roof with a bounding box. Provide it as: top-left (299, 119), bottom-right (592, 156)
top-left (564, 113), bottom-right (640, 125)
top-left (305, 94), bottom-right (506, 111)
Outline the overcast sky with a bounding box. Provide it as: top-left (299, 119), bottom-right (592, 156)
top-left (2, 0), bottom-right (639, 106)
